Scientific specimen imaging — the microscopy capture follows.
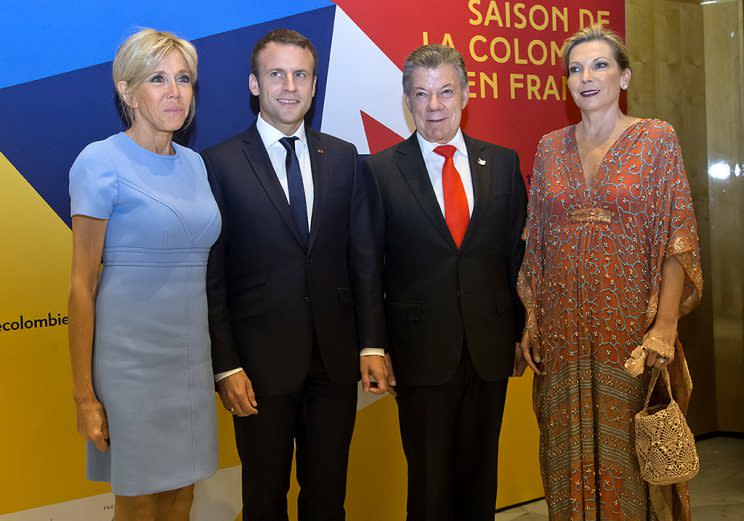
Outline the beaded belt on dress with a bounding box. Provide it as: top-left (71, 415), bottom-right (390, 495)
top-left (566, 207), bottom-right (612, 224)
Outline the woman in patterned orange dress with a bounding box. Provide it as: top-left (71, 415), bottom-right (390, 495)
top-left (516, 26), bottom-right (702, 520)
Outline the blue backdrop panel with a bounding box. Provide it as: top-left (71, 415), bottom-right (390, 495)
top-left (0, 0), bottom-right (333, 88)
top-left (0, 6), bottom-right (335, 227)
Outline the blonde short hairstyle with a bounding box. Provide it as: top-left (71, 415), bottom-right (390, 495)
top-left (113, 28), bottom-right (198, 127)
top-left (563, 24), bottom-right (630, 75)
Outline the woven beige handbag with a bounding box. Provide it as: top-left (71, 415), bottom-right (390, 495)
top-left (634, 367), bottom-right (699, 485)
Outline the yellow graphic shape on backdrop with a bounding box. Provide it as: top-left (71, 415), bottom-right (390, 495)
top-left (0, 153), bottom-right (240, 515)
top-left (0, 151), bottom-right (92, 514)
top-left (233, 375), bottom-right (541, 521)
top-left (347, 381), bottom-right (543, 518)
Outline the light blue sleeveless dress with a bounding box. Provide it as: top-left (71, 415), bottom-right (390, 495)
top-left (69, 132), bottom-right (220, 495)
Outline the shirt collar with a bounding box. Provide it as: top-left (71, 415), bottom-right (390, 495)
top-left (416, 128), bottom-right (467, 159)
top-left (256, 112), bottom-right (308, 149)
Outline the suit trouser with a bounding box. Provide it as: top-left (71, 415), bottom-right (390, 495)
top-left (233, 344), bottom-right (358, 521)
top-left (395, 348), bottom-right (509, 521)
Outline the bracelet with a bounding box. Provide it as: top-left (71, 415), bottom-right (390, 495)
top-left (642, 337), bottom-right (675, 360)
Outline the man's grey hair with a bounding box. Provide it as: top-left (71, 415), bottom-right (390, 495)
top-left (402, 44), bottom-right (468, 96)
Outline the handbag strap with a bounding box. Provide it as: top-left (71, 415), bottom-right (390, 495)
top-left (643, 366), bottom-right (674, 408)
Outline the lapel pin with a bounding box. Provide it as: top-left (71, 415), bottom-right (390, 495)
top-left (477, 157), bottom-right (486, 165)
top-left (317, 148), bottom-right (324, 155)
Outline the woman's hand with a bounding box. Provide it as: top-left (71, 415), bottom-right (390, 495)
top-left (75, 399), bottom-right (110, 452)
top-left (517, 329), bottom-right (543, 376)
top-left (643, 324), bottom-right (677, 369)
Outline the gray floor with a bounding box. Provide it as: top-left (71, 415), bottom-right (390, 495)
top-left (494, 436), bottom-right (744, 520)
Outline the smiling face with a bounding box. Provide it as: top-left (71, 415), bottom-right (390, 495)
top-left (121, 50), bottom-right (193, 141)
top-left (406, 64), bottom-right (468, 144)
top-left (566, 39), bottom-right (631, 115)
top-left (249, 42), bottom-right (317, 135)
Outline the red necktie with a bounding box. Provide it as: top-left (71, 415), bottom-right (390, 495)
top-left (434, 145), bottom-right (469, 248)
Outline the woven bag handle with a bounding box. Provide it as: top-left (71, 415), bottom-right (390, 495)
top-left (643, 366), bottom-right (674, 409)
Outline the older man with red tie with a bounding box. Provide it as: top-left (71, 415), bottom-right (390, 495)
top-left (363, 43), bottom-right (528, 521)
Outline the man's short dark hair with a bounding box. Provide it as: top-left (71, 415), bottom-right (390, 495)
top-left (250, 28), bottom-right (318, 78)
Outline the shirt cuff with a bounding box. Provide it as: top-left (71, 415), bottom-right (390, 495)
top-left (360, 348), bottom-right (385, 357)
top-left (215, 367), bottom-right (244, 382)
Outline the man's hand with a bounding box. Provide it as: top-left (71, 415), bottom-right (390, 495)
top-left (360, 355), bottom-right (391, 395)
top-left (216, 370), bottom-right (258, 416)
top-left (385, 353), bottom-right (397, 395)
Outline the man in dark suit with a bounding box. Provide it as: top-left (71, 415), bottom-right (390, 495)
top-left (202, 29), bottom-right (388, 521)
top-left (364, 44), bottom-right (527, 521)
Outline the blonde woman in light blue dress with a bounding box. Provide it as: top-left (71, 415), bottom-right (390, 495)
top-left (68, 28), bottom-right (220, 520)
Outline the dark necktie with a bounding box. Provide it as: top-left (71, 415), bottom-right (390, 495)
top-left (433, 144), bottom-right (469, 248)
top-left (279, 136), bottom-right (309, 246)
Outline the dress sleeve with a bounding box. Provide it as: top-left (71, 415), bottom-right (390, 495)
top-left (644, 123), bottom-right (700, 520)
top-left (517, 136), bottom-right (547, 347)
top-left (645, 123), bottom-right (703, 327)
top-left (69, 144), bottom-right (118, 219)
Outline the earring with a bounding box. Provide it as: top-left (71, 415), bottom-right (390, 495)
top-left (621, 84), bottom-right (628, 90)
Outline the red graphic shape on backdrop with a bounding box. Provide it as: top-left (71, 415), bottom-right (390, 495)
top-left (361, 111), bottom-right (405, 154)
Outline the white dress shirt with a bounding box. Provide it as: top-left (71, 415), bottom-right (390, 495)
top-left (416, 128), bottom-right (474, 217)
top-left (256, 113), bottom-right (314, 228)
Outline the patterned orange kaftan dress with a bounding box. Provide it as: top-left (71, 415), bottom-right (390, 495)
top-left (518, 119), bottom-right (702, 520)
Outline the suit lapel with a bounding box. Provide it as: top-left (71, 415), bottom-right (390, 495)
top-left (396, 133), bottom-right (456, 248)
top-left (241, 124), bottom-right (306, 250)
top-left (305, 128), bottom-right (327, 254)
top-left (461, 134), bottom-right (490, 247)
